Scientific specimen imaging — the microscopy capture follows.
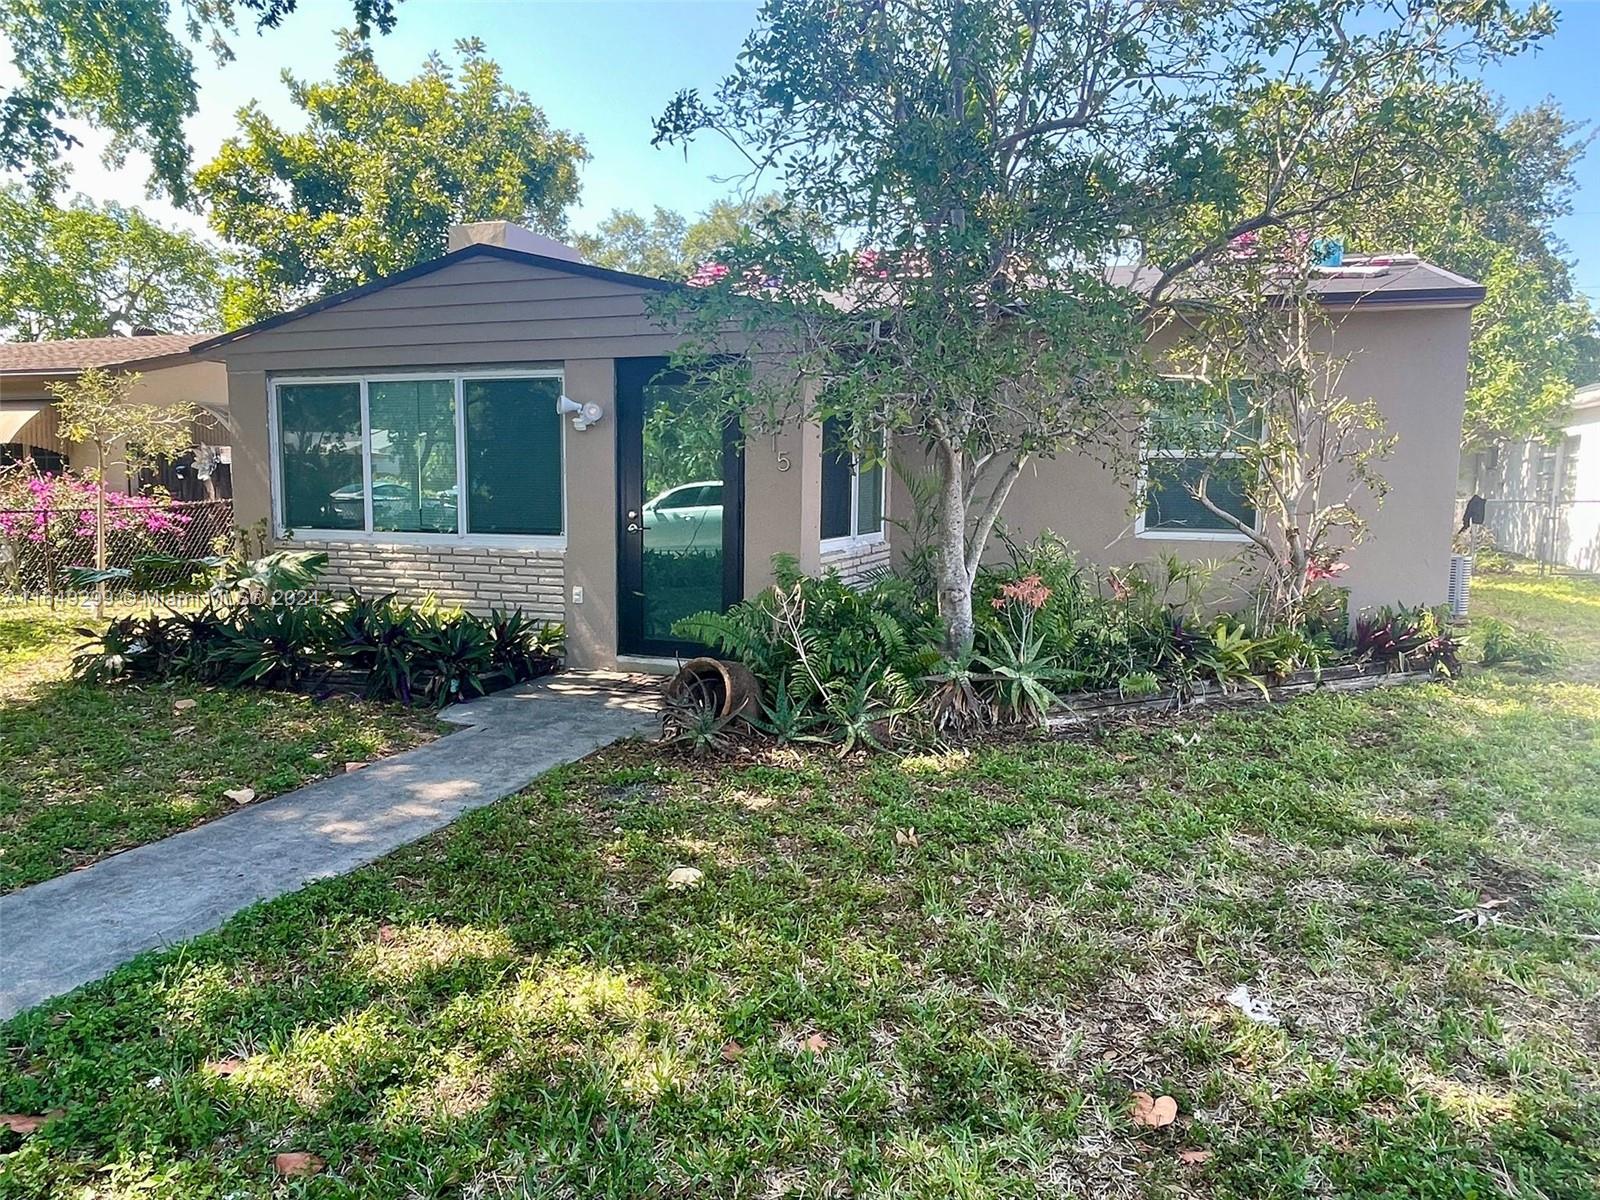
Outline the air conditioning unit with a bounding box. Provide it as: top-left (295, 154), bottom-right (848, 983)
top-left (1447, 554), bottom-right (1472, 619)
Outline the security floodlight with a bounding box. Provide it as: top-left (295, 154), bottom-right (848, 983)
top-left (556, 393), bottom-right (604, 431)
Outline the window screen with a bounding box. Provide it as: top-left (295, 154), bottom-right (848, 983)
top-left (857, 458), bottom-right (884, 535)
top-left (820, 416), bottom-right (886, 539)
top-left (278, 382), bottom-right (363, 530)
top-left (464, 376), bottom-right (564, 535)
top-left (1143, 379), bottom-right (1257, 534)
top-left (1145, 459), bottom-right (1256, 532)
top-left (368, 379), bottom-right (458, 533)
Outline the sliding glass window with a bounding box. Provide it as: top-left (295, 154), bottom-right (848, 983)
top-left (272, 372), bottom-right (564, 541)
top-left (464, 377), bottom-right (564, 536)
top-left (367, 379), bottom-right (458, 534)
top-left (277, 382), bottom-right (363, 531)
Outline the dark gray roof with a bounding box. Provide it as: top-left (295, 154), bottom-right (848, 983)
top-left (1105, 258), bottom-right (1484, 307)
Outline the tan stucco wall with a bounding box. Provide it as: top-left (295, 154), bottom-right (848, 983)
top-left (889, 304), bottom-right (1472, 616)
top-left (563, 358), bottom-right (618, 667)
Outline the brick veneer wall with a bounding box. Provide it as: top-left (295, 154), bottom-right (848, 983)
top-left (292, 540), bottom-right (565, 621)
top-left (819, 538), bottom-right (891, 586)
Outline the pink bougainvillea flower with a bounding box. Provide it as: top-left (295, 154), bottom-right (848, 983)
top-left (686, 261), bottom-right (731, 289)
top-left (854, 249), bottom-right (891, 279)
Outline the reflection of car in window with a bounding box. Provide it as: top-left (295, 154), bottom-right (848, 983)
top-left (329, 481), bottom-right (459, 531)
top-left (330, 481), bottom-right (415, 523)
top-left (643, 480), bottom-right (723, 551)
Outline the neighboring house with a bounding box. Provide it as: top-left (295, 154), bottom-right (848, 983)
top-left (1462, 382), bottom-right (1600, 572)
top-left (198, 222), bottom-right (1481, 670)
top-left (0, 334), bottom-right (232, 497)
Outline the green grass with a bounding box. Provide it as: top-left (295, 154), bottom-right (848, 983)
top-left (2, 576), bottom-right (1598, 1198)
top-left (0, 607), bottom-right (444, 892)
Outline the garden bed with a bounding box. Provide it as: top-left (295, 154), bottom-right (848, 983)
top-left (1047, 662), bottom-right (1437, 729)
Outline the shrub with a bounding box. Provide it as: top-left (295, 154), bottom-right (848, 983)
top-left (1355, 604), bottom-right (1465, 676)
top-left (413, 611), bottom-right (498, 706)
top-left (338, 592), bottom-right (426, 703)
top-left (673, 536), bottom-right (1470, 748)
top-left (485, 608), bottom-right (564, 682)
top-left (675, 555), bottom-right (941, 740)
top-left (1478, 617), bottom-right (1563, 674)
top-left (72, 614), bottom-right (183, 683)
top-left (69, 592), bottom-right (561, 708)
top-left (209, 601), bottom-right (335, 689)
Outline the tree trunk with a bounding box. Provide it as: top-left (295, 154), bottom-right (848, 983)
top-left (934, 442), bottom-right (974, 657)
top-left (94, 447), bottom-right (107, 618)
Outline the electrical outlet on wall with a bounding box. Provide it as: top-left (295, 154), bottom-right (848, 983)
top-left (572, 586), bottom-right (584, 605)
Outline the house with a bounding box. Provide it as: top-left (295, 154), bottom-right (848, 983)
top-left (197, 222), bottom-right (1482, 670)
top-left (0, 333), bottom-right (232, 497)
top-left (1462, 382), bottom-right (1600, 572)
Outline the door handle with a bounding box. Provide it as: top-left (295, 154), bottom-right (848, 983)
top-left (627, 522), bottom-right (640, 533)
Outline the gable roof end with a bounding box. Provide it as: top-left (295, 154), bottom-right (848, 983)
top-left (191, 243), bottom-right (681, 356)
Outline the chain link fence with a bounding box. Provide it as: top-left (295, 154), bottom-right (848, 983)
top-left (1457, 496), bottom-right (1600, 577)
top-left (0, 499), bottom-right (235, 598)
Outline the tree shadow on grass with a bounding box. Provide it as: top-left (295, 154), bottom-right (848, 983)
top-left (2, 706), bottom-right (1598, 1197)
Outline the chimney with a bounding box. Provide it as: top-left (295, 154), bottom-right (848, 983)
top-left (447, 220), bottom-right (583, 263)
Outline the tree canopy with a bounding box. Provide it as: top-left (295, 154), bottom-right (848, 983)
top-left (1343, 91), bottom-right (1596, 446)
top-left (0, 0), bottom-right (401, 202)
top-left (652, 0), bottom-right (1555, 651)
top-left (197, 35), bottom-right (588, 326)
top-left (576, 198), bottom-right (781, 281)
top-left (0, 185), bottom-right (225, 339)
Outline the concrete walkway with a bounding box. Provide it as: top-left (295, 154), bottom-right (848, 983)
top-left (0, 672), bottom-right (659, 1019)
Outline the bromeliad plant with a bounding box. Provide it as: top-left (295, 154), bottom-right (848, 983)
top-left (675, 555), bottom-right (941, 745)
top-left (70, 593), bottom-right (565, 707)
top-left (1353, 604), bottom-right (1465, 676)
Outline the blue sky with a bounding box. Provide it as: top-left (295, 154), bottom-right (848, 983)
top-left (11, 0), bottom-right (1600, 298)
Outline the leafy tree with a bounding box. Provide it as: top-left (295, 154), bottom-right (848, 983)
top-left (1343, 93), bottom-right (1597, 446)
top-left (0, 185), bottom-right (224, 338)
top-left (1145, 236), bottom-right (1397, 625)
top-left (653, 0), bottom-right (1551, 653)
top-left (577, 198), bottom-right (779, 280)
top-left (0, 0), bottom-right (401, 201)
top-left (577, 207), bottom-right (691, 279)
top-left (197, 35), bottom-right (588, 325)
top-left (50, 367), bottom-right (197, 614)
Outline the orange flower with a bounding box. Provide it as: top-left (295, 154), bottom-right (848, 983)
top-left (999, 574), bottom-right (1051, 611)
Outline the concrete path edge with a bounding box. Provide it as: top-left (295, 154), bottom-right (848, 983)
top-left (0, 673), bottom-right (658, 1020)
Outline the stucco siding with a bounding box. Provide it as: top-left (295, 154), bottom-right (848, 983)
top-left (890, 304), bottom-right (1473, 615)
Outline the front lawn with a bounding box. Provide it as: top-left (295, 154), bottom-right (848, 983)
top-left (2, 574), bottom-right (1597, 1198)
top-left (0, 607), bottom-right (444, 893)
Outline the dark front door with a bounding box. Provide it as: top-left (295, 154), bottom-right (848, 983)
top-left (616, 357), bottom-right (744, 658)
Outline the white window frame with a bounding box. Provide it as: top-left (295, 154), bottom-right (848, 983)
top-left (820, 439), bottom-right (887, 552)
top-left (1134, 374), bottom-right (1258, 543)
top-left (268, 367), bottom-right (567, 550)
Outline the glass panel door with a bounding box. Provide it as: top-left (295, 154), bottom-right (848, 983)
top-left (616, 358), bottom-right (742, 657)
